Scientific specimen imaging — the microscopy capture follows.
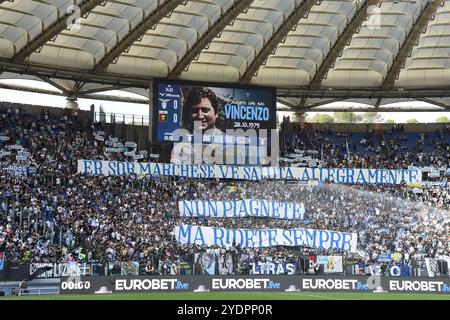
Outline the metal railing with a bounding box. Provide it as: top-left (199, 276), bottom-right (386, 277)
top-left (94, 111), bottom-right (150, 126)
top-left (18, 287), bottom-right (59, 296)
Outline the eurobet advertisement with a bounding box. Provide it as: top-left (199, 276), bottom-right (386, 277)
top-left (153, 80), bottom-right (277, 143)
top-left (60, 276), bottom-right (450, 295)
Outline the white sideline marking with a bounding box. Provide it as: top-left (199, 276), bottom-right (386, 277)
top-left (295, 293), bottom-right (341, 300)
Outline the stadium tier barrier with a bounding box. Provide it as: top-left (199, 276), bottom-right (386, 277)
top-left (1, 257), bottom-right (449, 282)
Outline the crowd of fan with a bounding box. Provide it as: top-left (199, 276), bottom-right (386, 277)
top-left (355, 183), bottom-right (450, 210)
top-left (283, 124), bottom-right (450, 170)
top-left (0, 107), bottom-right (449, 275)
top-left (282, 124), bottom-right (450, 210)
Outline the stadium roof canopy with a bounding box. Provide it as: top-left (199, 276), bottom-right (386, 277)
top-left (1, 0), bottom-right (450, 112)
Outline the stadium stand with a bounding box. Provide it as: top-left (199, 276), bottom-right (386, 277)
top-left (1, 104), bottom-right (448, 280)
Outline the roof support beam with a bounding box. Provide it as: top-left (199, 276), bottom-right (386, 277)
top-left (74, 81), bottom-right (85, 93)
top-left (303, 106), bottom-right (447, 112)
top-left (383, 0), bottom-right (444, 89)
top-left (81, 93), bottom-right (148, 104)
top-left (310, 0), bottom-right (381, 89)
top-left (12, 0), bottom-right (105, 63)
top-left (93, 0), bottom-right (186, 73)
top-left (303, 98), bottom-right (345, 110)
top-left (168, 0), bottom-right (253, 79)
top-left (288, 98), bottom-right (345, 113)
top-left (0, 59), bottom-right (151, 87)
top-left (276, 107), bottom-right (292, 111)
top-left (5, 58), bottom-right (450, 102)
top-left (37, 76), bottom-right (70, 94)
top-left (79, 85), bottom-right (131, 95)
top-left (374, 97), bottom-right (382, 108)
top-left (0, 82), bottom-right (149, 104)
top-left (417, 97), bottom-right (450, 109)
top-left (277, 99), bottom-right (296, 110)
top-left (240, 0), bottom-right (317, 84)
top-left (277, 87), bottom-right (450, 99)
top-left (298, 96), bottom-right (308, 109)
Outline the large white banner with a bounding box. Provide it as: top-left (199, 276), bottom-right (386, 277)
top-left (179, 200), bottom-right (305, 220)
top-left (174, 225), bottom-right (358, 252)
top-left (78, 160), bottom-right (421, 185)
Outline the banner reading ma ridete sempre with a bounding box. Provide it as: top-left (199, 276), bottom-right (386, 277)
top-left (174, 225), bottom-right (358, 252)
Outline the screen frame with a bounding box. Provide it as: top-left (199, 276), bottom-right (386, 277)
top-left (151, 78), bottom-right (277, 144)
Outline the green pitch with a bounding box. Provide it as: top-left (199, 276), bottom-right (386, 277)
top-left (3, 292), bottom-right (450, 300)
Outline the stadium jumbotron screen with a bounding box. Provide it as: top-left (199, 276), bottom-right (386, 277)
top-left (153, 80), bottom-right (277, 143)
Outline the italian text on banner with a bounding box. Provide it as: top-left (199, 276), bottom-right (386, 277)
top-left (178, 200), bottom-right (305, 220)
top-left (78, 160), bottom-right (422, 185)
top-left (173, 225), bottom-right (358, 252)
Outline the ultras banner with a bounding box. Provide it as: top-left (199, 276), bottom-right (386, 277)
top-left (78, 160), bottom-right (422, 185)
top-left (59, 276), bottom-right (450, 295)
top-left (173, 225), bottom-right (358, 252)
top-left (178, 200), bottom-right (305, 220)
